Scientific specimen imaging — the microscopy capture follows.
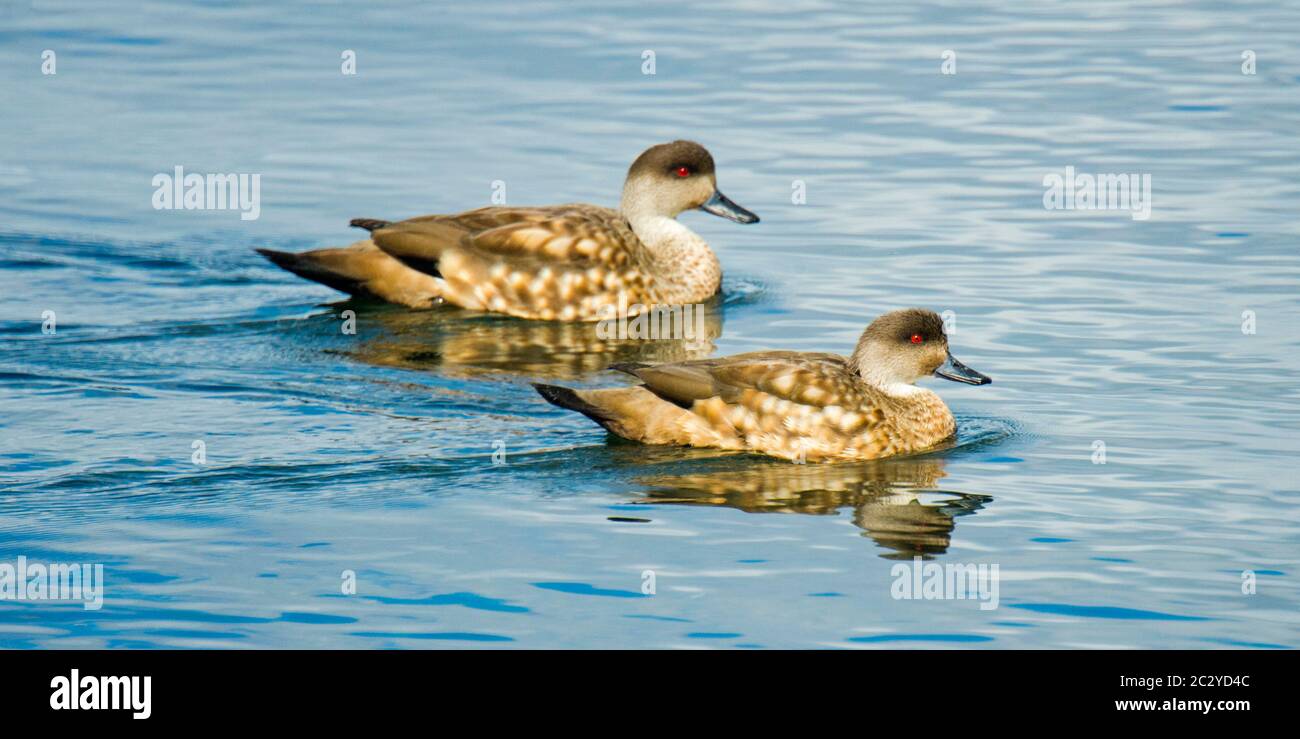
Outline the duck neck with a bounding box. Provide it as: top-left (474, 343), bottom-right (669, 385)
top-left (850, 344), bottom-right (926, 399)
top-left (620, 200), bottom-right (721, 304)
top-left (848, 344), bottom-right (955, 441)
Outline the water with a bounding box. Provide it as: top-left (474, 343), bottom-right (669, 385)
top-left (1, 0), bottom-right (1297, 648)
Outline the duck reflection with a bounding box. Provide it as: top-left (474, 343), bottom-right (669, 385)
top-left (631, 453), bottom-right (990, 559)
top-left (326, 296), bottom-right (724, 380)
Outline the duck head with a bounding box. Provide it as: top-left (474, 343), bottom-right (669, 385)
top-left (849, 308), bottom-right (991, 393)
top-left (620, 140), bottom-right (759, 225)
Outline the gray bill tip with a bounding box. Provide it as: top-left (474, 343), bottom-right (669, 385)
top-left (934, 352), bottom-right (991, 385)
top-left (700, 190), bottom-right (759, 224)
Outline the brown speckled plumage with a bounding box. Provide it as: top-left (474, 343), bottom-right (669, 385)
top-left (256, 141), bottom-right (756, 321)
top-left (535, 308), bottom-right (991, 463)
top-left (371, 204), bottom-right (675, 320)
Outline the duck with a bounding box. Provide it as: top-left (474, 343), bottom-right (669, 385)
top-left (256, 140), bottom-right (759, 321)
top-left (533, 308), bottom-right (991, 462)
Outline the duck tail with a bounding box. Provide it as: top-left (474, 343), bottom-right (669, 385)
top-left (255, 247), bottom-right (371, 298)
top-left (257, 243), bottom-right (444, 308)
top-left (533, 383), bottom-right (619, 429)
top-left (350, 218), bottom-right (391, 232)
top-left (607, 362), bottom-right (650, 377)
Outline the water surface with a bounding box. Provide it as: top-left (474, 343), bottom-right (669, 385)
top-left (1, 0), bottom-right (1297, 648)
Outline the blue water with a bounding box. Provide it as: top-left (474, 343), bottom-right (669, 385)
top-left (1, 0), bottom-right (1297, 648)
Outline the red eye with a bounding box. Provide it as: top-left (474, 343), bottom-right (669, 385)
top-left (910, 334), bottom-right (923, 344)
top-left (675, 166), bottom-right (690, 178)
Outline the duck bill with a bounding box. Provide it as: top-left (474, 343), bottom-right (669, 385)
top-left (699, 190), bottom-right (759, 224)
top-left (934, 352), bottom-right (991, 385)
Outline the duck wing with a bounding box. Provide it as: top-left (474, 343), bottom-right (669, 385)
top-left (368, 204), bottom-right (651, 319)
top-left (372, 204), bottom-right (641, 274)
top-left (619, 352), bottom-right (875, 411)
